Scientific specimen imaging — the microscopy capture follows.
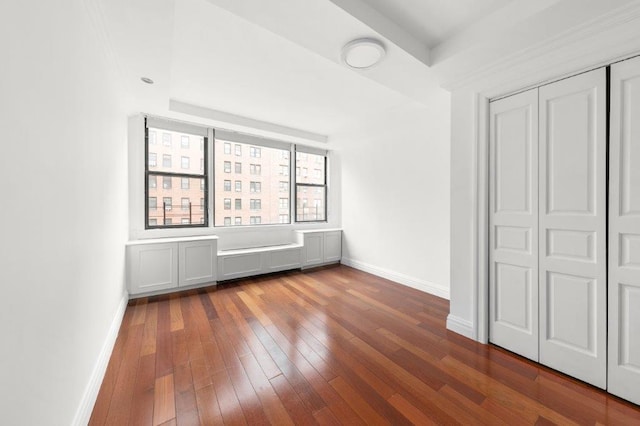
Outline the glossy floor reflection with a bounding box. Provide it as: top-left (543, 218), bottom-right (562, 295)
top-left (90, 265), bottom-right (640, 425)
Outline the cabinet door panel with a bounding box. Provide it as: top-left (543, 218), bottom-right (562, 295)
top-left (489, 88), bottom-right (539, 361)
top-left (303, 233), bottom-right (324, 267)
top-left (539, 67), bottom-right (607, 389)
top-left (609, 56), bottom-right (640, 405)
top-left (324, 231), bottom-right (342, 263)
top-left (128, 243), bottom-right (178, 294)
top-left (179, 240), bottom-right (216, 287)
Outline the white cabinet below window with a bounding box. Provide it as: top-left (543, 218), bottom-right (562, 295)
top-left (297, 229), bottom-right (342, 268)
top-left (127, 236), bottom-right (217, 296)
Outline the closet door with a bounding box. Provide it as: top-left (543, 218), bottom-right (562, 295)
top-left (609, 57), bottom-right (640, 405)
top-left (489, 89), bottom-right (539, 361)
top-left (539, 68), bottom-right (607, 389)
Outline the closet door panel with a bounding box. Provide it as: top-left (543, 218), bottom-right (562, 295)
top-left (609, 56), bottom-right (640, 405)
top-left (539, 68), bottom-right (607, 389)
top-left (489, 88), bottom-right (539, 361)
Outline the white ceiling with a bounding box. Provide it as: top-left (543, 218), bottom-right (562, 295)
top-left (360, 0), bottom-right (515, 47)
top-left (92, 0), bottom-right (640, 142)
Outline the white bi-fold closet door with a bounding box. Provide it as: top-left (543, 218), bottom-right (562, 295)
top-left (609, 56), bottom-right (640, 405)
top-left (489, 68), bottom-right (607, 389)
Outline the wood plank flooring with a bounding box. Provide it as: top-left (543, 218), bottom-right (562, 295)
top-left (90, 265), bottom-right (640, 425)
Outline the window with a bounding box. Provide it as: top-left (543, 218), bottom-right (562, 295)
top-left (163, 176), bottom-right (172, 189)
top-left (149, 131), bottom-right (157, 145)
top-left (224, 161), bottom-right (231, 173)
top-left (214, 139), bottom-right (290, 227)
top-left (200, 198), bottom-right (204, 210)
top-left (281, 151), bottom-right (289, 160)
top-left (224, 198), bottom-right (231, 209)
top-left (224, 142), bottom-right (231, 154)
top-left (279, 214), bottom-right (289, 224)
top-left (279, 198), bottom-right (288, 209)
top-left (224, 217), bottom-right (231, 226)
top-left (235, 217), bottom-right (242, 225)
top-left (145, 123), bottom-right (208, 228)
top-left (279, 181), bottom-right (288, 192)
top-left (235, 144), bottom-right (242, 156)
top-left (163, 197), bottom-right (172, 210)
top-left (295, 150), bottom-right (327, 222)
top-left (250, 181), bottom-right (261, 193)
top-left (250, 199), bottom-right (261, 210)
top-left (250, 146), bottom-right (261, 158)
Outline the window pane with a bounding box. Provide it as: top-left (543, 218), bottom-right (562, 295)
top-left (296, 185), bottom-right (326, 222)
top-left (147, 174), bottom-right (206, 227)
top-left (148, 127), bottom-right (204, 174)
top-left (296, 152), bottom-right (325, 185)
top-left (181, 135), bottom-right (190, 149)
top-left (215, 139), bottom-right (290, 226)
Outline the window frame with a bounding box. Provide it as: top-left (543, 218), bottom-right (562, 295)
top-left (140, 117), bottom-right (331, 233)
top-left (294, 149), bottom-right (328, 223)
top-left (144, 118), bottom-right (209, 229)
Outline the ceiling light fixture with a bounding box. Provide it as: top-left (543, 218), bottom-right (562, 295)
top-left (341, 38), bottom-right (386, 69)
top-left (140, 77), bottom-right (154, 84)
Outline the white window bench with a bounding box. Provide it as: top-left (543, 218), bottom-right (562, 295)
top-left (127, 230), bottom-right (341, 297)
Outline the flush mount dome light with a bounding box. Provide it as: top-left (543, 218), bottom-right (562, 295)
top-left (342, 38), bottom-right (386, 69)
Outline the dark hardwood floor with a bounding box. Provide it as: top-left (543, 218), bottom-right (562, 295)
top-left (90, 265), bottom-right (640, 425)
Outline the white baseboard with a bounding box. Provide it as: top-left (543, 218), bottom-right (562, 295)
top-left (341, 257), bottom-right (450, 300)
top-left (446, 314), bottom-right (475, 340)
top-left (72, 292), bottom-right (128, 426)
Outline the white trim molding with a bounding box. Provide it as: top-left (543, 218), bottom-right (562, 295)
top-left (341, 257), bottom-right (450, 300)
top-left (446, 314), bottom-right (475, 340)
top-left (439, 1), bottom-right (640, 95)
top-left (72, 293), bottom-right (128, 426)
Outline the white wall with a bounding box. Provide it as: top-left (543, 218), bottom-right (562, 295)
top-left (336, 92), bottom-right (451, 298)
top-left (0, 1), bottom-right (128, 424)
top-left (447, 89), bottom-right (481, 338)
